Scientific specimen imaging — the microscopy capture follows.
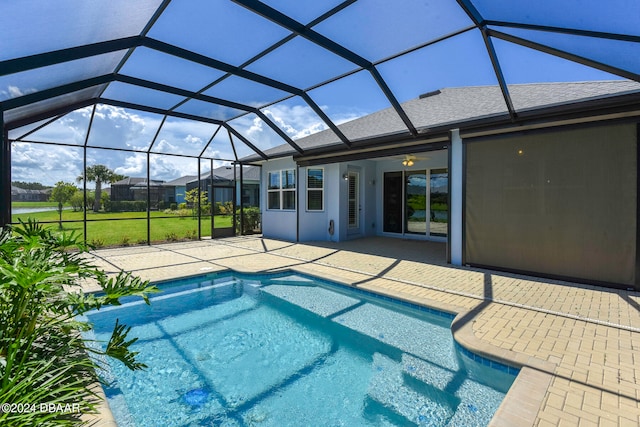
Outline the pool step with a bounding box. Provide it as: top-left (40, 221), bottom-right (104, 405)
top-left (263, 275), bottom-right (317, 287)
top-left (366, 353), bottom-right (457, 426)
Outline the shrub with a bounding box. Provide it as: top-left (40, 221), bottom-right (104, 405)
top-left (235, 207), bottom-right (261, 234)
top-left (165, 232), bottom-right (178, 242)
top-left (185, 229), bottom-right (197, 240)
top-left (178, 203), bottom-right (187, 210)
top-left (0, 219), bottom-right (158, 426)
top-left (219, 201), bottom-right (234, 215)
top-left (169, 203), bottom-right (177, 211)
top-left (120, 235), bottom-right (131, 247)
top-left (89, 238), bottom-right (105, 248)
top-left (201, 203), bottom-right (211, 215)
top-left (104, 200), bottom-right (147, 213)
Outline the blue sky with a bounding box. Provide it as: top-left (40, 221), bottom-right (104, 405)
top-left (4, 0), bottom-right (635, 186)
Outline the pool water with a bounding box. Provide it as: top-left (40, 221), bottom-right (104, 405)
top-left (86, 272), bottom-right (518, 426)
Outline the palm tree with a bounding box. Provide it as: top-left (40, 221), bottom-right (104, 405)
top-left (77, 165), bottom-right (125, 212)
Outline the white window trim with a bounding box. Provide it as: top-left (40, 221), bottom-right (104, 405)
top-left (267, 169), bottom-right (296, 211)
top-left (306, 167), bottom-right (324, 212)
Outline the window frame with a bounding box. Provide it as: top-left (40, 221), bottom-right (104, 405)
top-left (306, 167), bottom-right (324, 212)
top-left (267, 169), bottom-right (296, 211)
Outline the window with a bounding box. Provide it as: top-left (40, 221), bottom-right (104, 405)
top-left (267, 169), bottom-right (296, 210)
top-left (306, 168), bottom-right (323, 211)
top-left (268, 172), bottom-right (280, 209)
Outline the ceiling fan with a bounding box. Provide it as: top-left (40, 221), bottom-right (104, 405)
top-left (401, 154), bottom-right (430, 166)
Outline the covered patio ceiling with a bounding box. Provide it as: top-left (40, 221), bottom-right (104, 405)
top-left (2, 0), bottom-right (640, 163)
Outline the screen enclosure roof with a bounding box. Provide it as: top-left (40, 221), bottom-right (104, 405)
top-left (2, 0), bottom-right (640, 163)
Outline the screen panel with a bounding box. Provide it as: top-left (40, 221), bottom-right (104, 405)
top-left (465, 122), bottom-right (637, 286)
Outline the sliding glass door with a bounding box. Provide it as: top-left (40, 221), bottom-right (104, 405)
top-left (429, 169), bottom-right (448, 237)
top-left (406, 171), bottom-right (427, 234)
top-left (383, 172), bottom-right (403, 233)
top-left (383, 169), bottom-right (448, 237)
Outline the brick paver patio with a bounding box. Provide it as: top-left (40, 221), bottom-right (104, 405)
top-left (84, 236), bottom-right (640, 427)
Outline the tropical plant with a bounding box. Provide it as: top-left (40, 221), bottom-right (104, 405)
top-left (184, 188), bottom-right (208, 217)
top-left (49, 181), bottom-right (78, 228)
top-left (77, 165), bottom-right (125, 213)
top-left (0, 219), bottom-right (158, 426)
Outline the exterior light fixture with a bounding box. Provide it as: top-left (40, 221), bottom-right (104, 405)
top-left (343, 173), bottom-right (349, 181)
top-left (402, 156), bottom-right (414, 167)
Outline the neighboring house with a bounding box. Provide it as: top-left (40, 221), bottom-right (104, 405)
top-left (163, 175), bottom-right (198, 205)
top-left (109, 166), bottom-right (260, 208)
top-left (11, 186), bottom-right (50, 202)
top-left (246, 81), bottom-right (640, 290)
top-left (186, 165), bottom-right (260, 208)
top-left (110, 177), bottom-right (166, 204)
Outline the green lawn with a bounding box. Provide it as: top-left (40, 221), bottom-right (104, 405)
top-left (11, 209), bottom-right (234, 248)
top-left (11, 201), bottom-right (58, 208)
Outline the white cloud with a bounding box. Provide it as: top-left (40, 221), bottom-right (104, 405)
top-left (8, 85), bottom-right (24, 98)
top-left (1, 85), bottom-right (38, 99)
top-left (9, 104), bottom-right (258, 186)
top-left (113, 153), bottom-right (205, 182)
top-left (113, 153), bottom-right (146, 177)
top-left (262, 104), bottom-right (329, 141)
top-left (11, 142), bottom-right (83, 186)
top-left (86, 104), bottom-right (160, 150)
top-left (227, 103), bottom-right (338, 153)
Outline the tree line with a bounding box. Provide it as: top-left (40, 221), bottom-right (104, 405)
top-left (11, 181), bottom-right (50, 190)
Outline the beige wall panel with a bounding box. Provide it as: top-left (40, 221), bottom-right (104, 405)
top-left (465, 123), bottom-right (637, 286)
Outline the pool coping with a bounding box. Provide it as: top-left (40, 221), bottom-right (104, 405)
top-left (87, 266), bottom-right (554, 427)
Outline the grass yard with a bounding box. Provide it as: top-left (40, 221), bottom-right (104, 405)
top-left (11, 208), bottom-right (234, 247)
top-left (11, 201), bottom-right (58, 208)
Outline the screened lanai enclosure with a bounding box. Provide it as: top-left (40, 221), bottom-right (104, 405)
top-left (1, 0), bottom-right (640, 248)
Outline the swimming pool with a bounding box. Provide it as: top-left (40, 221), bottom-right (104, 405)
top-left (86, 271), bottom-right (518, 426)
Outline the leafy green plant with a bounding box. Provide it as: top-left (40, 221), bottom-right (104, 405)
top-left (184, 229), bottom-right (197, 240)
top-left (235, 207), bottom-right (261, 235)
top-left (120, 235), bottom-right (131, 247)
top-left (89, 238), bottom-right (104, 249)
top-left (0, 219), bottom-right (158, 426)
top-left (165, 232), bottom-right (178, 242)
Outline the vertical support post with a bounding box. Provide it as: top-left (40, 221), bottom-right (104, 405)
top-left (82, 105), bottom-right (96, 245)
top-left (232, 163), bottom-right (237, 236)
top-left (296, 163), bottom-right (300, 242)
top-left (209, 160), bottom-right (212, 239)
top-left (0, 113), bottom-right (10, 227)
top-left (197, 160), bottom-right (202, 237)
top-left (197, 161), bottom-right (202, 239)
top-left (635, 123), bottom-right (640, 290)
top-left (449, 129), bottom-right (464, 265)
top-left (239, 162), bottom-right (244, 236)
top-left (83, 147), bottom-right (87, 244)
top-left (146, 152), bottom-right (151, 245)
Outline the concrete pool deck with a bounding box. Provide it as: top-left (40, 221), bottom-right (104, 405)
top-left (84, 236), bottom-right (640, 426)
